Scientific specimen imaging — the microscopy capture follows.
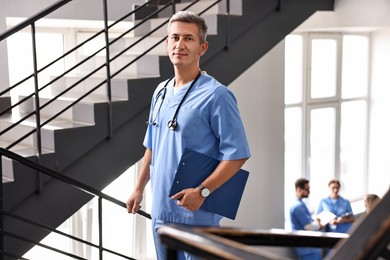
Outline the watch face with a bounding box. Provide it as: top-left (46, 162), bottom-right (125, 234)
top-left (201, 188), bottom-right (210, 198)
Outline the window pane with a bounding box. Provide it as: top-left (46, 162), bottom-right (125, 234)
top-left (310, 39), bottom-right (337, 99)
top-left (284, 107), bottom-right (302, 214)
top-left (342, 35), bottom-right (369, 98)
top-left (340, 101), bottom-right (366, 200)
top-left (285, 35), bottom-right (303, 104)
top-left (309, 107), bottom-right (336, 204)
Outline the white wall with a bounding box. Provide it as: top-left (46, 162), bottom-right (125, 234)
top-left (297, 0), bottom-right (390, 31)
top-left (368, 29), bottom-right (390, 195)
top-left (225, 41), bottom-right (285, 230)
top-left (224, 41), bottom-right (292, 259)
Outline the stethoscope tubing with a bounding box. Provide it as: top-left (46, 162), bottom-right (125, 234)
top-left (148, 71), bottom-right (201, 130)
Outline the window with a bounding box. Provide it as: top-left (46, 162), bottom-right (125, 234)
top-left (284, 33), bottom-right (370, 218)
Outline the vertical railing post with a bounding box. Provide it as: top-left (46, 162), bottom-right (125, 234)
top-left (171, 0), bottom-right (176, 15)
top-left (98, 197), bottom-right (103, 259)
top-left (0, 155), bottom-right (4, 260)
top-left (225, 0), bottom-right (231, 50)
top-left (277, 0), bottom-right (283, 12)
top-left (31, 23), bottom-right (43, 193)
top-left (103, 0), bottom-right (113, 139)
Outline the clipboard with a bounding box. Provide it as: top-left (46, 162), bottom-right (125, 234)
top-left (316, 211), bottom-right (337, 226)
top-left (169, 148), bottom-right (249, 220)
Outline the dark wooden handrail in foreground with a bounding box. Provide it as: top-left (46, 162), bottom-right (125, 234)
top-left (158, 225), bottom-right (348, 260)
top-left (194, 226), bottom-right (348, 248)
top-left (158, 225), bottom-right (292, 260)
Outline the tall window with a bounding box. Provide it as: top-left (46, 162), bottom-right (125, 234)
top-left (284, 33), bottom-right (370, 216)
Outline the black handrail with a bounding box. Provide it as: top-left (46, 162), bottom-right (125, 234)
top-left (0, 0), bottom-right (73, 41)
top-left (0, 148), bottom-right (151, 219)
top-left (0, 147), bottom-right (150, 259)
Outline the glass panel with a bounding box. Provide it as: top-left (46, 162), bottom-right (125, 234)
top-left (310, 39), bottom-right (337, 98)
top-left (309, 107), bottom-right (336, 206)
top-left (285, 35), bottom-right (303, 104)
top-left (342, 35), bottom-right (369, 98)
top-left (340, 101), bottom-right (366, 200)
top-left (284, 107), bottom-right (303, 218)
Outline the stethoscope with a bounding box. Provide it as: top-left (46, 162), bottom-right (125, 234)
top-left (147, 71), bottom-right (201, 130)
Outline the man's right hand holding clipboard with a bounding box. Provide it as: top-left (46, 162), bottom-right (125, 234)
top-left (169, 149), bottom-right (249, 220)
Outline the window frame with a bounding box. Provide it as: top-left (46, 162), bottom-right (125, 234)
top-left (284, 32), bottom-right (371, 217)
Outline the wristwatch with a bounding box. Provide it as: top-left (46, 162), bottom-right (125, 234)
top-left (197, 184), bottom-right (211, 198)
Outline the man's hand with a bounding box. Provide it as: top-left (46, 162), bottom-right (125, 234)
top-left (171, 188), bottom-right (205, 211)
top-left (126, 191), bottom-right (143, 214)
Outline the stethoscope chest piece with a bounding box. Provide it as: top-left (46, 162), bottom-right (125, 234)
top-left (167, 120), bottom-right (177, 130)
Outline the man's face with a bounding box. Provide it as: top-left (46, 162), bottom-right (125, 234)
top-left (301, 184), bottom-right (310, 198)
top-left (166, 21), bottom-right (208, 69)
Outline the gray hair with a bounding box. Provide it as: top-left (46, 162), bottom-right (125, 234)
top-left (167, 10), bottom-right (208, 43)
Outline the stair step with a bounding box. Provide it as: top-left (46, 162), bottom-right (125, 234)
top-left (2, 156), bottom-right (14, 183)
top-left (77, 53), bottom-right (160, 78)
top-left (111, 36), bottom-right (167, 56)
top-left (17, 94), bottom-right (97, 124)
top-left (50, 75), bottom-right (130, 100)
top-left (0, 114), bottom-right (93, 151)
top-left (160, 0), bottom-right (242, 17)
top-left (134, 14), bottom-right (218, 37)
top-left (0, 115), bottom-right (37, 148)
top-left (0, 96), bottom-right (12, 115)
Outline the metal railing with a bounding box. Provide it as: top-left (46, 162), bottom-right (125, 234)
top-left (0, 147), bottom-right (151, 259)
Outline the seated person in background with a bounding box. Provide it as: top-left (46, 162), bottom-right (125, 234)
top-left (290, 178), bottom-right (323, 260)
top-left (317, 179), bottom-right (355, 234)
top-left (364, 194), bottom-right (380, 214)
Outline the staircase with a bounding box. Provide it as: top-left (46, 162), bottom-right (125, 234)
top-left (0, 0), bottom-right (335, 258)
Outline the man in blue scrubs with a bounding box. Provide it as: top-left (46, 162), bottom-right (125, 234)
top-left (290, 178), bottom-right (323, 260)
top-left (126, 10), bottom-right (251, 259)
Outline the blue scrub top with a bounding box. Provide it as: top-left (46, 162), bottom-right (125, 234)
top-left (290, 199), bottom-right (322, 258)
top-left (290, 199), bottom-right (313, 231)
top-left (144, 72), bottom-right (251, 225)
top-left (317, 196), bottom-right (353, 233)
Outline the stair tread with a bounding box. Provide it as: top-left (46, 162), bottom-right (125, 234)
top-left (0, 113), bottom-right (94, 130)
top-left (0, 139), bottom-right (54, 155)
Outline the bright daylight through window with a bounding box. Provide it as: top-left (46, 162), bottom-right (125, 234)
top-left (284, 33), bottom-right (370, 219)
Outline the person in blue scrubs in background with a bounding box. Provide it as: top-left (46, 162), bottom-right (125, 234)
top-left (290, 178), bottom-right (323, 260)
top-left (126, 10), bottom-right (251, 259)
top-left (317, 179), bottom-right (355, 233)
